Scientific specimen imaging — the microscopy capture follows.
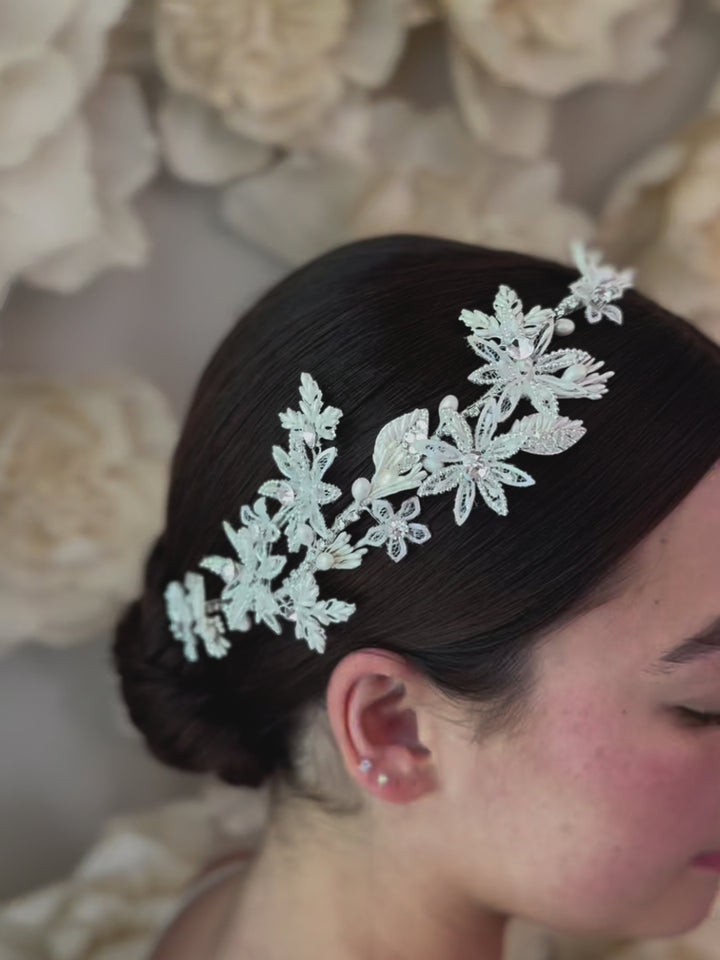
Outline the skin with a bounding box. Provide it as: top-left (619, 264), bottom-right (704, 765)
top-left (216, 465), bottom-right (720, 960)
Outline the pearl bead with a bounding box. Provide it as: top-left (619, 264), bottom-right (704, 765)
top-left (562, 363), bottom-right (587, 382)
top-left (554, 318), bottom-right (576, 336)
top-left (297, 524), bottom-right (314, 545)
top-left (439, 395), bottom-right (458, 413)
top-left (316, 552), bottom-right (334, 570)
top-left (352, 477), bottom-right (371, 501)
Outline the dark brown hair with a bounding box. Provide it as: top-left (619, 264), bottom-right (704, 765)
top-left (112, 235), bottom-right (720, 790)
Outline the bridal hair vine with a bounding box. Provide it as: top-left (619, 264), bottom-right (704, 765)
top-left (164, 241), bottom-right (635, 661)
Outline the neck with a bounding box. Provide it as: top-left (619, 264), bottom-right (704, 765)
top-left (215, 792), bottom-right (509, 960)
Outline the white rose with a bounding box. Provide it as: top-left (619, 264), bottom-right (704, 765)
top-left (596, 84), bottom-right (720, 343)
top-left (220, 96), bottom-right (592, 265)
top-left (0, 781), bottom-right (268, 959)
top-left (441, 0), bottom-right (680, 96)
top-left (0, 0), bottom-right (159, 305)
top-left (153, 0), bottom-right (412, 183)
top-left (156, 0), bottom-right (409, 147)
top-left (0, 372), bottom-right (178, 652)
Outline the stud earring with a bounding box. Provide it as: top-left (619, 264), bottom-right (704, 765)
top-left (378, 773), bottom-right (389, 787)
top-left (358, 758), bottom-right (373, 773)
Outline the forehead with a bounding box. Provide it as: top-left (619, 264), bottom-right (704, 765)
top-left (546, 467), bottom-right (720, 680)
top-left (622, 466), bottom-right (720, 629)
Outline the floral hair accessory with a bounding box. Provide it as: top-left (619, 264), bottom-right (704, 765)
top-left (164, 240), bottom-right (634, 660)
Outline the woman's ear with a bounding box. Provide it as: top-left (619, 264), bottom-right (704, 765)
top-left (326, 648), bottom-right (439, 804)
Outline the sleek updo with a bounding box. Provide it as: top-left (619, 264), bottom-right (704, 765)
top-left (112, 234), bottom-right (720, 793)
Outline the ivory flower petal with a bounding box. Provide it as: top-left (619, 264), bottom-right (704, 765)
top-left (596, 96), bottom-right (720, 343)
top-left (222, 153), bottom-right (370, 263)
top-left (0, 782), bottom-right (269, 959)
top-left (20, 74), bottom-right (159, 293)
top-left (0, 117), bottom-right (97, 296)
top-left (0, 52), bottom-right (79, 169)
top-left (54, 0), bottom-right (131, 92)
top-left (156, 0), bottom-right (351, 141)
top-left (0, 372), bottom-right (178, 652)
top-left (158, 91), bottom-right (275, 185)
top-left (448, 40), bottom-right (554, 159)
top-left (341, 0), bottom-right (407, 88)
top-left (22, 195), bottom-right (150, 292)
top-left (155, 0), bottom-right (410, 147)
top-left (221, 97), bottom-right (591, 266)
top-left (440, 0), bottom-right (680, 96)
top-left (0, 0), bottom-right (79, 68)
top-left (0, 0), bottom-right (157, 302)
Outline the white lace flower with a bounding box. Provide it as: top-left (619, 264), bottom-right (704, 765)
top-left (365, 408), bottom-right (430, 500)
top-left (259, 434), bottom-right (342, 552)
top-left (162, 236), bottom-right (632, 660)
top-left (356, 496), bottom-right (430, 562)
top-left (460, 285), bottom-right (613, 423)
top-left (276, 567), bottom-right (355, 654)
top-left (278, 371), bottom-right (343, 444)
top-left (198, 498), bottom-right (286, 636)
top-left (315, 530), bottom-right (367, 570)
top-left (417, 403), bottom-right (535, 522)
top-left (568, 241), bottom-right (635, 325)
top-left (165, 572), bottom-right (230, 661)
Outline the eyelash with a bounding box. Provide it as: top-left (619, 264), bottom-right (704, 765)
top-left (676, 707), bottom-right (720, 728)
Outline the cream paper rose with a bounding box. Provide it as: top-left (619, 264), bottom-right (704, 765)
top-left (448, 39), bottom-right (555, 159)
top-left (155, 1), bottom-right (550, 182)
top-left (442, 0), bottom-right (680, 97)
top-left (220, 95), bottom-right (593, 266)
top-left (155, 0), bottom-right (411, 152)
top-left (0, 0), bottom-right (159, 306)
top-left (595, 78), bottom-right (720, 344)
top-left (0, 371), bottom-right (178, 653)
top-left (0, 781), bottom-right (269, 960)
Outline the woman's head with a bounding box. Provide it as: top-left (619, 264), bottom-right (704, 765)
top-left (113, 234), bottom-right (720, 941)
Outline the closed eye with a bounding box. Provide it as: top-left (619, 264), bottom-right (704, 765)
top-left (676, 707), bottom-right (720, 728)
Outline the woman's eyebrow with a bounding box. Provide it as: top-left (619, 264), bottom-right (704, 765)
top-left (644, 614), bottom-right (720, 676)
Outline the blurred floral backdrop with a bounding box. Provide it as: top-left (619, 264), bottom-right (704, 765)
top-left (3, 0), bottom-right (720, 333)
top-left (3, 0), bottom-right (720, 652)
top-left (2, 2), bottom-right (720, 957)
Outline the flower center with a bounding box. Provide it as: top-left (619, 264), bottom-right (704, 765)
top-left (389, 518), bottom-right (408, 538)
top-left (467, 455), bottom-right (489, 480)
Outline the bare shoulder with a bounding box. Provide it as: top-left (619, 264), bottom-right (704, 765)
top-left (149, 855), bottom-right (252, 960)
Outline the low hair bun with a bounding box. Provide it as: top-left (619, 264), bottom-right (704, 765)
top-left (112, 574), bottom-right (279, 788)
